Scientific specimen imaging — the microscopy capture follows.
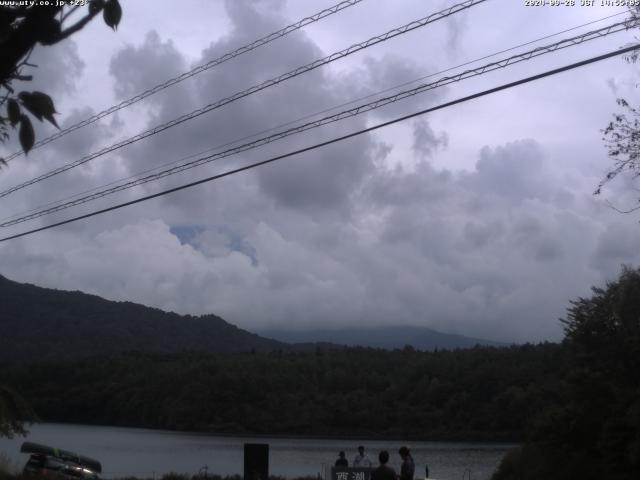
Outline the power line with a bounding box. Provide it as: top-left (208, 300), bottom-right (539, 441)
top-left (2, 17), bottom-right (635, 228)
top-left (3, 10), bottom-right (625, 225)
top-left (1, 44), bottom-right (637, 243)
top-left (0, 0), bottom-right (487, 199)
top-left (8, 8), bottom-right (626, 227)
top-left (2, 0), bottom-right (366, 162)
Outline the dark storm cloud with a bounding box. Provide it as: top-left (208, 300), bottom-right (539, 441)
top-left (413, 118), bottom-right (448, 158)
top-left (463, 220), bottom-right (504, 249)
top-left (105, 0), bottom-right (390, 216)
top-left (110, 30), bottom-right (188, 101)
top-left (444, 9), bottom-right (467, 55)
top-left (338, 53), bottom-right (445, 122)
top-left (47, 107), bottom-right (116, 158)
top-left (27, 40), bottom-right (85, 96)
top-left (459, 140), bottom-right (553, 202)
top-left (348, 138), bottom-right (627, 340)
top-left (590, 222), bottom-right (640, 277)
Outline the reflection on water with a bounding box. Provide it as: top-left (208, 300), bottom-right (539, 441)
top-left (0, 424), bottom-right (514, 480)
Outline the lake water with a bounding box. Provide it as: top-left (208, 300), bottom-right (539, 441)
top-left (0, 424), bottom-right (514, 480)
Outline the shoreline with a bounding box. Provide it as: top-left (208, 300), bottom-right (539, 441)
top-left (21, 421), bottom-right (520, 446)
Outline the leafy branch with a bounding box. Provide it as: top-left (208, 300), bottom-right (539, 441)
top-left (0, 0), bottom-right (123, 163)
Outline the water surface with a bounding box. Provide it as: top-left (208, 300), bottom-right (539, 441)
top-left (0, 424), bottom-right (514, 480)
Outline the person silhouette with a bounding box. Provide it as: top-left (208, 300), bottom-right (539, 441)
top-left (353, 446), bottom-right (372, 468)
top-left (371, 451), bottom-right (396, 480)
top-left (398, 446), bottom-right (414, 480)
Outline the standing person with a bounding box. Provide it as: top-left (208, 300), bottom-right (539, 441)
top-left (398, 446), bottom-right (415, 480)
top-left (371, 450), bottom-right (396, 480)
top-left (335, 451), bottom-right (348, 467)
top-left (353, 445), bottom-right (373, 468)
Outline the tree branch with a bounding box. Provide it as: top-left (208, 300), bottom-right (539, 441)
top-left (0, 6), bottom-right (62, 84)
top-left (60, 5), bottom-right (81, 24)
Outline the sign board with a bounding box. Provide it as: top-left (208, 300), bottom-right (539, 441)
top-left (331, 467), bottom-right (372, 480)
top-left (244, 443), bottom-right (269, 480)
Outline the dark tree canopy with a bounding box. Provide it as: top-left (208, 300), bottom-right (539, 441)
top-left (0, 384), bottom-right (35, 438)
top-left (493, 266), bottom-right (640, 480)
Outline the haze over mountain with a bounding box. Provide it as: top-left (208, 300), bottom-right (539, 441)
top-left (259, 326), bottom-right (505, 350)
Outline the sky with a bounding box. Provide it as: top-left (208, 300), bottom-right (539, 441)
top-left (1, 0), bottom-right (640, 343)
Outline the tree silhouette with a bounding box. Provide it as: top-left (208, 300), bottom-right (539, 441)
top-left (493, 266), bottom-right (640, 480)
top-left (0, 384), bottom-right (35, 438)
top-left (598, 5), bottom-right (640, 208)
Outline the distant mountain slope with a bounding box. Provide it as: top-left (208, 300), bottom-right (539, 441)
top-left (0, 274), bottom-right (285, 361)
top-left (259, 325), bottom-right (506, 350)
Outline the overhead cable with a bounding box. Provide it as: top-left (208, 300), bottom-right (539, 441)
top-left (2, 0), bottom-right (366, 162)
top-left (1, 17), bottom-right (635, 228)
top-left (1, 43), bottom-right (637, 243)
top-left (4, 9), bottom-right (624, 225)
top-left (0, 0), bottom-right (488, 199)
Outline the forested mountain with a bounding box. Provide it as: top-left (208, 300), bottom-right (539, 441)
top-left (0, 274), bottom-right (285, 360)
top-left (259, 325), bottom-right (505, 350)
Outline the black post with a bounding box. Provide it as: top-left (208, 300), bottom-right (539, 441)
top-left (244, 443), bottom-right (269, 480)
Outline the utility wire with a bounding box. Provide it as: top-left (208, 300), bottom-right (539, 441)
top-left (2, 10), bottom-right (625, 225)
top-left (1, 17), bottom-right (635, 228)
top-left (0, 0), bottom-right (487, 199)
top-left (2, 0), bottom-right (366, 162)
top-left (1, 44), bottom-right (637, 243)
top-left (6, 9), bottom-right (627, 227)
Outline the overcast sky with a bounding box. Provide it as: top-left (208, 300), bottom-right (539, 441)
top-left (1, 0), bottom-right (640, 342)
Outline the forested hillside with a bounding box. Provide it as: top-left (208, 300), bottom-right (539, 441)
top-left (0, 274), bottom-right (501, 358)
top-left (0, 275), bottom-right (285, 359)
top-left (0, 344), bottom-right (565, 441)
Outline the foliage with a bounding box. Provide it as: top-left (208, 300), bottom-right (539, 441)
top-left (0, 343), bottom-right (566, 441)
top-left (0, 0), bottom-right (122, 159)
top-left (0, 451), bottom-right (19, 477)
top-left (598, 99), bottom-right (640, 203)
top-left (0, 385), bottom-right (35, 438)
top-left (598, 5), bottom-right (640, 203)
top-left (492, 266), bottom-right (640, 480)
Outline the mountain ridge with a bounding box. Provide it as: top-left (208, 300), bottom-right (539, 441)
top-left (1, 274), bottom-right (504, 360)
top-left (258, 325), bottom-right (506, 350)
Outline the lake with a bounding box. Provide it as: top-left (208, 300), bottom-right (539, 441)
top-left (0, 424), bottom-right (514, 480)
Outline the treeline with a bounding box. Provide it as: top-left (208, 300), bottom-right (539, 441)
top-left (493, 267), bottom-right (640, 480)
top-left (0, 343), bottom-right (567, 441)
